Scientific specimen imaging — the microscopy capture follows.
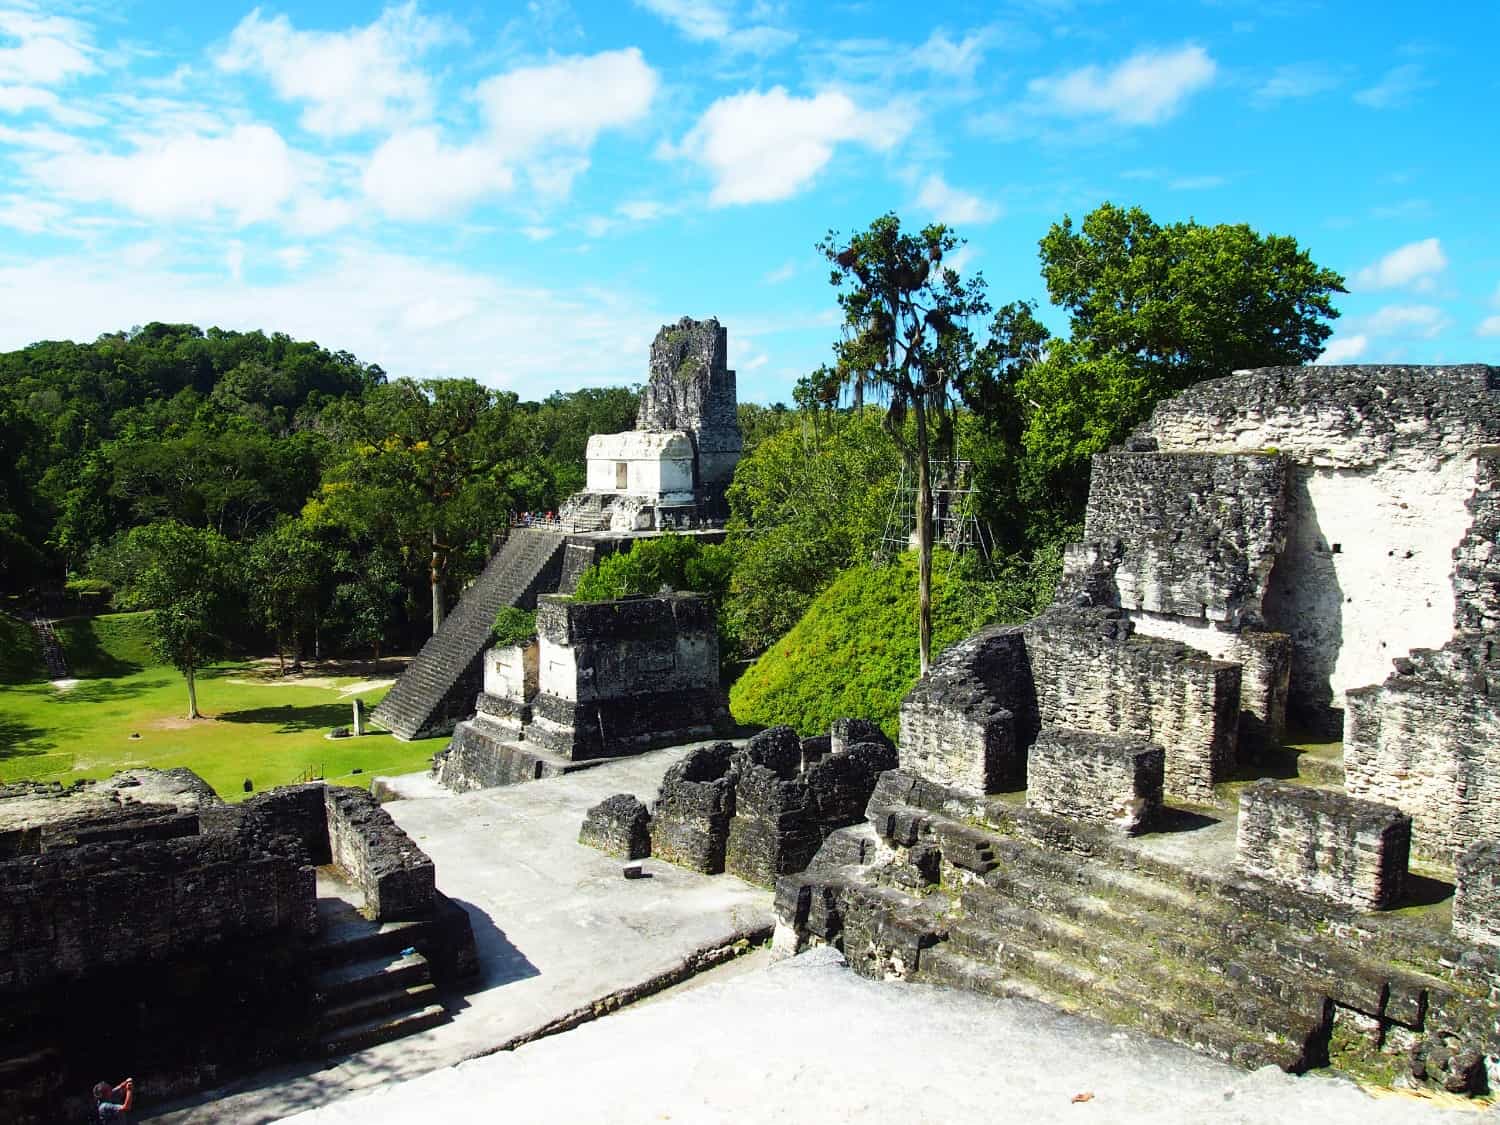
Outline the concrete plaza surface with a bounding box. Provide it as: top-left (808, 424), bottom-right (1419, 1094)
top-left (147, 745), bottom-right (772, 1124)
top-left (281, 947), bottom-right (1496, 1125)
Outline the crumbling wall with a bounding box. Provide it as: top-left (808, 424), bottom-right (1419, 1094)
top-left (1142, 364), bottom-right (1500, 730)
top-left (525, 593), bottom-right (731, 760)
top-left (635, 316), bottom-right (743, 507)
top-left (725, 728), bottom-right (821, 886)
top-left (1026, 728), bottom-right (1164, 835)
top-left (1235, 781), bottom-right (1410, 910)
top-left (1453, 840), bottom-right (1500, 947)
top-left (325, 786), bottom-right (435, 922)
top-left (898, 626), bottom-right (1036, 795)
top-left (1023, 608), bottom-right (1240, 803)
top-left (650, 742), bottom-right (737, 873)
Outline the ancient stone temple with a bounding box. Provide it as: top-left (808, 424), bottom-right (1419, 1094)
top-left (434, 592), bottom-right (734, 791)
top-left (563, 317), bottom-right (744, 531)
top-left (374, 316), bottom-right (739, 744)
top-left (774, 363), bottom-right (1500, 1093)
top-left (0, 769), bottom-right (477, 1124)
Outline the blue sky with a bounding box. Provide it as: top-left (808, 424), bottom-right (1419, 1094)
top-left (0, 0), bottom-right (1496, 403)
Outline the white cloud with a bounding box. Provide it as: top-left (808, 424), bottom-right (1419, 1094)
top-left (226, 239), bottom-right (245, 282)
top-left (763, 260), bottom-right (797, 284)
top-left (1168, 175), bottom-right (1226, 191)
top-left (475, 48), bottom-right (658, 158)
top-left (216, 3), bottom-right (452, 137)
top-left (276, 245), bottom-right (310, 271)
top-left (1029, 45), bottom-right (1216, 126)
top-left (1363, 304), bottom-right (1449, 339)
top-left (363, 128), bottom-right (512, 221)
top-left (289, 195), bottom-right (359, 236)
top-left (0, 244), bottom-right (661, 393)
top-left (1316, 335), bottom-right (1367, 364)
top-left (1477, 316), bottom-right (1500, 338)
top-left (0, 9), bottom-right (96, 86)
top-left (1353, 238), bottom-right (1447, 291)
top-left (1253, 63), bottom-right (1341, 104)
top-left (674, 87), bottom-right (912, 206)
top-left (0, 192), bottom-right (64, 232)
top-left (36, 124), bottom-right (299, 225)
top-left (1355, 64), bottom-right (1433, 110)
top-left (915, 173), bottom-right (999, 225)
top-left (632, 0), bottom-right (732, 41)
top-left (912, 28), bottom-right (996, 80)
top-left (942, 244), bottom-right (977, 277)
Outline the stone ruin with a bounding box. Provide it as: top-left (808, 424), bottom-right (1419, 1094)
top-left (0, 769), bottom-right (477, 1124)
top-left (435, 592), bottom-right (734, 791)
top-left (578, 721), bottom-right (897, 888)
top-left (769, 364), bottom-right (1500, 1094)
top-left (562, 316), bottom-right (744, 532)
top-left (375, 316), bottom-right (740, 744)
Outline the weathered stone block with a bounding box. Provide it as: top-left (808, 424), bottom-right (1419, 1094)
top-left (578, 793), bottom-right (652, 860)
top-left (325, 786), bottom-right (435, 921)
top-left (483, 642), bottom-right (538, 704)
top-left (805, 741), bottom-right (898, 832)
top-left (1026, 728), bottom-right (1164, 835)
top-left (1235, 781), bottom-right (1410, 910)
top-left (830, 717), bottom-right (893, 756)
top-left (1453, 839), bottom-right (1500, 947)
top-left (1080, 451), bottom-right (1289, 627)
top-left (899, 626), bottom-right (1035, 795)
top-left (1024, 607), bottom-right (1239, 803)
top-left (650, 742), bottom-right (736, 873)
top-left (1345, 639), bottom-right (1500, 861)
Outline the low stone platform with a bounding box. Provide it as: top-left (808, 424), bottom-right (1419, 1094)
top-left (145, 745), bottom-right (770, 1124)
top-left (277, 948), bottom-right (1474, 1125)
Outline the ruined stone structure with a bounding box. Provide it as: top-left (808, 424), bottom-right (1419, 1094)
top-left (563, 317), bottom-right (744, 532)
top-left (580, 724), bottom-right (897, 888)
top-left (1235, 781), bottom-right (1410, 910)
top-left (435, 593), bottom-right (733, 791)
top-left (0, 771), bottom-right (476, 1124)
top-left (772, 364), bottom-right (1500, 1092)
top-left (376, 317), bottom-right (741, 745)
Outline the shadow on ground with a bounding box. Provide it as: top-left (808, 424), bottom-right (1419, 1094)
top-left (52, 676), bottom-right (166, 706)
top-left (0, 717), bottom-right (53, 756)
top-left (451, 896), bottom-right (540, 993)
top-left (216, 702), bottom-right (353, 733)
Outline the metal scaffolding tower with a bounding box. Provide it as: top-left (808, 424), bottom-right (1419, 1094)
top-left (879, 459), bottom-right (987, 563)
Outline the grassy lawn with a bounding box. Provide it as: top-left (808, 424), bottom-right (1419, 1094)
top-left (0, 613), bottom-right (447, 801)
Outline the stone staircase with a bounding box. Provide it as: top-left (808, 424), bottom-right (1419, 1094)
top-left (23, 612), bottom-right (67, 680)
top-left (373, 528), bottom-right (567, 740)
top-left (780, 771), bottom-right (1485, 1078)
top-left (310, 907), bottom-right (448, 1057)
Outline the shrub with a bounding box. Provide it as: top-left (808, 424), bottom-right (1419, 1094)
top-left (491, 606), bottom-right (537, 647)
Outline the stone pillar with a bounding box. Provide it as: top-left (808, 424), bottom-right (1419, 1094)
top-left (352, 699), bottom-right (366, 736)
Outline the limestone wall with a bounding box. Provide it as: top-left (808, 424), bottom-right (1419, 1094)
top-left (1141, 364), bottom-right (1500, 729)
top-left (1023, 608), bottom-right (1240, 803)
top-left (536, 594), bottom-right (719, 704)
top-left (482, 642), bottom-right (537, 703)
top-left (325, 786), bottom-right (435, 922)
top-left (1026, 728), bottom-right (1164, 835)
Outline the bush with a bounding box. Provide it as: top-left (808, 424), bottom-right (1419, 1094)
top-left (491, 606), bottom-right (537, 647)
top-left (572, 533), bottom-right (732, 604)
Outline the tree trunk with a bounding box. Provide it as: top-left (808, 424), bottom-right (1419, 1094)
top-left (914, 395), bottom-right (933, 676)
top-left (431, 529), bottom-right (445, 635)
top-left (853, 376), bottom-right (864, 413)
top-left (186, 666), bottom-right (200, 720)
top-left (276, 633), bottom-right (286, 677)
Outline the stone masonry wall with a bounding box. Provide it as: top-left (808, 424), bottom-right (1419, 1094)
top-left (1236, 780), bottom-right (1410, 910)
top-left (1023, 607), bottom-right (1240, 803)
top-left (899, 626), bottom-right (1036, 795)
top-left (1081, 451), bottom-right (1289, 627)
top-left (325, 786), bottom-right (435, 921)
top-left (1141, 364), bottom-right (1500, 729)
top-left (1453, 840), bottom-right (1500, 947)
top-left (635, 316), bottom-right (744, 506)
top-left (1026, 728), bottom-right (1164, 835)
top-left (650, 742), bottom-right (736, 873)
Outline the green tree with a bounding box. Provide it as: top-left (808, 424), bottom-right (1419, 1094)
top-left (819, 214), bottom-right (993, 674)
top-left (1009, 202), bottom-right (1346, 527)
top-left (98, 521), bottom-right (237, 718)
top-left (248, 518), bottom-right (327, 674)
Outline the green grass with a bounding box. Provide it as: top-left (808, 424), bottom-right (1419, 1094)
top-left (0, 616), bottom-right (447, 800)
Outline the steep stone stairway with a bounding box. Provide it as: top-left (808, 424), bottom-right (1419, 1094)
top-left (310, 895), bottom-right (449, 1057)
top-left (23, 612), bottom-right (67, 680)
top-left (373, 527), bottom-right (567, 740)
top-left (781, 771), bottom-right (1484, 1077)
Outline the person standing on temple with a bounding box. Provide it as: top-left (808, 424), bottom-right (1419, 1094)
top-left (93, 1077), bottom-right (134, 1122)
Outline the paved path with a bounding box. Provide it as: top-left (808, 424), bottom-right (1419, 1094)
top-left (283, 948), bottom-right (1496, 1125)
top-left (146, 746), bottom-right (771, 1124)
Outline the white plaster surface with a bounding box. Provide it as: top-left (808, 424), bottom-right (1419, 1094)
top-left (144, 747), bottom-right (771, 1125)
top-left (585, 430), bottom-right (694, 498)
top-left (276, 947), bottom-right (1489, 1125)
top-left (1262, 460), bottom-right (1473, 714)
top-left (481, 642), bottom-right (537, 701)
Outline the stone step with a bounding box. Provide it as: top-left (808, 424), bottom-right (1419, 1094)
top-left (317, 1002), bottom-right (448, 1058)
top-left (314, 949), bottom-right (431, 1004)
top-left (948, 899), bottom-right (1327, 1043)
top-left (974, 844), bottom-right (1445, 1025)
top-left (310, 918), bottom-right (431, 969)
top-left (319, 981), bottom-right (440, 1033)
top-left (919, 945), bottom-right (1315, 1072)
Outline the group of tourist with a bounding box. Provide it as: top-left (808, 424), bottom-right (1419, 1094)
top-left (510, 510), bottom-right (562, 528)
